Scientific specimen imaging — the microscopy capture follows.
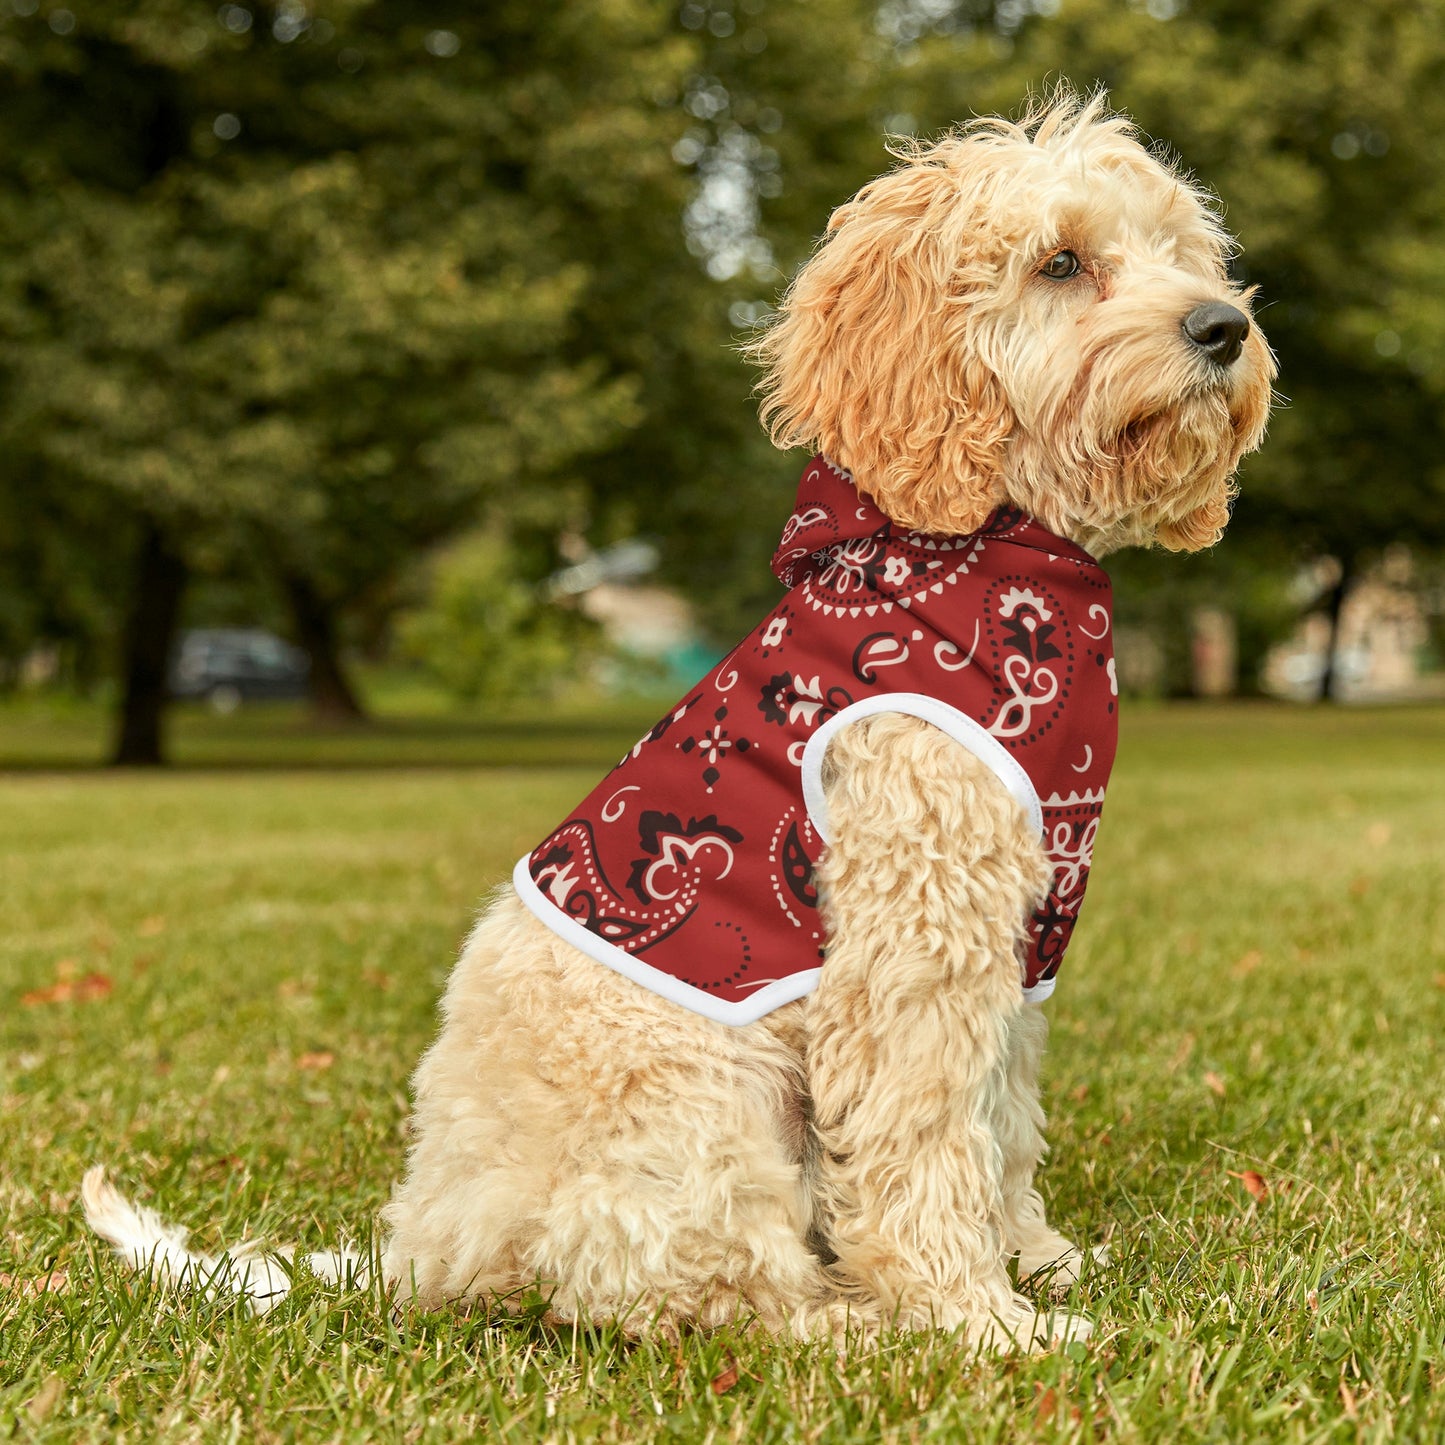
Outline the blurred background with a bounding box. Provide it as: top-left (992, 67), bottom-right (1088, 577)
top-left (2, 0), bottom-right (1443, 767)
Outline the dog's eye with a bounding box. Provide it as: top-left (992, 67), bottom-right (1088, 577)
top-left (1040, 250), bottom-right (1081, 280)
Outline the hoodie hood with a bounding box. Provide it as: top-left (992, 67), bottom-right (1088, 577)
top-left (771, 455), bottom-right (1099, 592)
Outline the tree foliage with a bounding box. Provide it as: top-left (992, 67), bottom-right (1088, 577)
top-left (0, 1), bottom-right (699, 750)
top-left (396, 531), bottom-right (592, 705)
top-left (2, 0), bottom-right (1444, 732)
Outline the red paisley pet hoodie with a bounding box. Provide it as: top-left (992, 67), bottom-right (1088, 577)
top-left (514, 455), bottom-right (1119, 1025)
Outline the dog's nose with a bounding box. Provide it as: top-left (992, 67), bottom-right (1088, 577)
top-left (1182, 302), bottom-right (1250, 367)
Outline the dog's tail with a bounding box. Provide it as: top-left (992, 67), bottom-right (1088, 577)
top-left (81, 1165), bottom-right (368, 1315)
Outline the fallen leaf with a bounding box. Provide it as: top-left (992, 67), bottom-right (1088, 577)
top-left (1228, 1169), bottom-right (1268, 1201)
top-left (711, 1359), bottom-right (739, 1396)
top-left (296, 1051), bottom-right (334, 1072)
top-left (1204, 1071), bottom-right (1227, 1098)
top-left (1070, 1083), bottom-right (1089, 1103)
top-left (1232, 950), bottom-right (1263, 977)
top-left (1433, 973), bottom-right (1445, 990)
top-left (0, 1268), bottom-right (69, 1298)
top-left (361, 968), bottom-right (394, 991)
top-left (1034, 1386), bottom-right (1058, 1426)
top-left (138, 915), bottom-right (167, 937)
top-left (1364, 822), bottom-right (1391, 849)
top-left (1348, 876), bottom-right (1372, 899)
top-left (21, 982), bottom-right (70, 1006)
top-left (21, 972), bottom-right (112, 1007)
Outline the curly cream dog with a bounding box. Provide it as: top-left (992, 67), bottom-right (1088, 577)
top-left (86, 91), bottom-right (1273, 1350)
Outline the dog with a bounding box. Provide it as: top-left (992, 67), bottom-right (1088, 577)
top-left (85, 89), bottom-right (1273, 1351)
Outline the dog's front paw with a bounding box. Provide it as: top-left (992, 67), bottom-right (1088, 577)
top-left (971, 1296), bottom-right (1093, 1353)
top-left (1018, 1239), bottom-right (1110, 1294)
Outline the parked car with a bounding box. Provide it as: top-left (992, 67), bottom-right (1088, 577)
top-left (169, 629), bottom-right (310, 712)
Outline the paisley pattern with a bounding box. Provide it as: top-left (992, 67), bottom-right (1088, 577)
top-left (520, 456), bottom-right (1118, 1014)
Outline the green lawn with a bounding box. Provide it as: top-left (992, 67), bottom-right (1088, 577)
top-left (2, 702), bottom-right (1443, 1442)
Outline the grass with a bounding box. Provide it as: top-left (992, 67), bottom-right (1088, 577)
top-left (1, 699), bottom-right (1443, 1442)
top-left (0, 683), bottom-right (672, 771)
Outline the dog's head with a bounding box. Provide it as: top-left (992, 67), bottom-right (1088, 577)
top-left (750, 89), bottom-right (1275, 553)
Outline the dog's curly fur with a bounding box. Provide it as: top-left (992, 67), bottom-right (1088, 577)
top-left (86, 89), bottom-right (1274, 1351)
top-left (377, 90), bottom-right (1273, 1348)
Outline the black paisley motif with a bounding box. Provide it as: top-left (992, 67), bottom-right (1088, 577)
top-left (528, 839), bottom-right (651, 944)
top-left (980, 506), bottom-right (1027, 535)
top-left (757, 673), bottom-right (852, 728)
top-left (625, 811), bottom-right (744, 903)
top-left (1001, 615), bottom-right (1063, 665)
top-left (1029, 891), bottom-right (1077, 973)
top-left (635, 810), bottom-right (742, 855)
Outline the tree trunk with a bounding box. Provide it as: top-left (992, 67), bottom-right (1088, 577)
top-left (283, 572), bottom-right (366, 724)
top-left (111, 521), bottom-right (187, 766)
top-left (1317, 555), bottom-right (1355, 703)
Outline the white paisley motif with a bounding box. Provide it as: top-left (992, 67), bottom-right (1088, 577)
top-left (1047, 816), bottom-right (1099, 899)
top-left (600, 785), bottom-right (641, 822)
top-left (776, 505), bottom-right (829, 551)
top-left (643, 832), bottom-right (737, 902)
top-left (935, 620), bottom-right (980, 672)
top-left (816, 538), bottom-right (881, 594)
top-left (543, 860), bottom-right (580, 908)
top-left (997, 586), bottom-right (1053, 621)
top-left (1079, 603), bottom-right (1110, 640)
top-left (853, 633), bottom-right (913, 678)
top-left (988, 653), bottom-right (1059, 739)
top-left (786, 675), bottom-right (833, 726)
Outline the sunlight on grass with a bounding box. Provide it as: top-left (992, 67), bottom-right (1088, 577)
top-left (2, 703), bottom-right (1442, 1441)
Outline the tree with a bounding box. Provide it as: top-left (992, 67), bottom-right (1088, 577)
top-left (521, 0), bottom-right (891, 639)
top-left (0, 0), bottom-right (694, 758)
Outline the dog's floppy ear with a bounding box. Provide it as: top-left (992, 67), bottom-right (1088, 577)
top-left (749, 145), bottom-right (1013, 534)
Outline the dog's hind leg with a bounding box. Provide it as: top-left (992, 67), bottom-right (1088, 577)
top-left (804, 712), bottom-right (1091, 1350)
top-left (383, 894), bottom-right (834, 1339)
